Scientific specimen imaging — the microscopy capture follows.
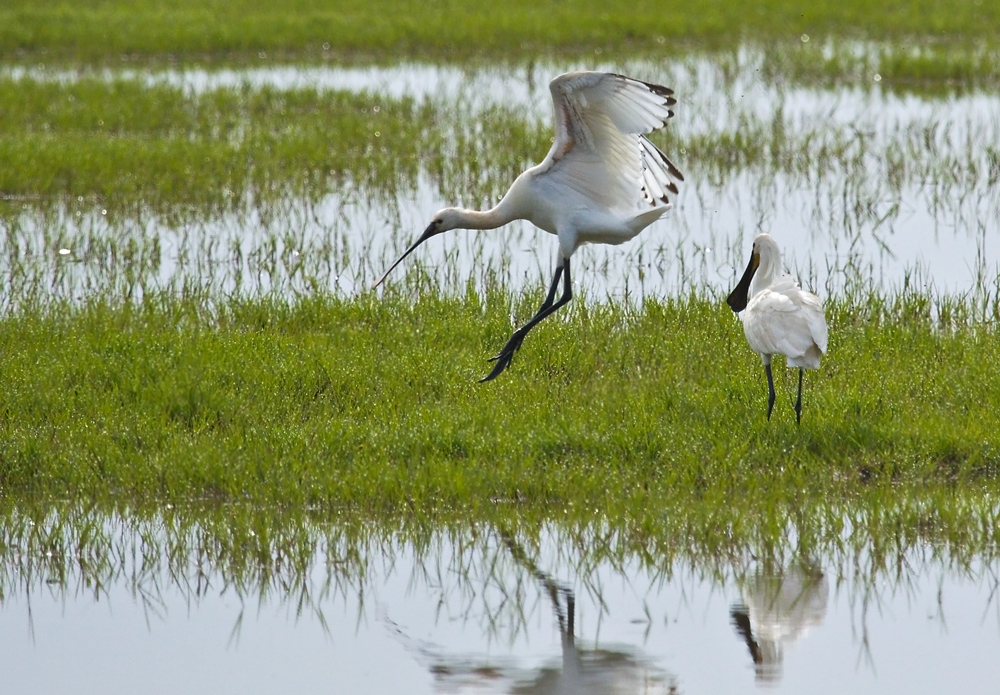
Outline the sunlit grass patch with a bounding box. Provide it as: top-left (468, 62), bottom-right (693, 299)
top-left (0, 289), bottom-right (997, 513)
top-left (0, 76), bottom-right (428, 212)
top-left (1, 0), bottom-right (999, 76)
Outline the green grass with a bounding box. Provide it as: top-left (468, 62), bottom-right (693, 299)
top-left (2, 73), bottom-right (996, 218)
top-left (2, 0), bottom-right (999, 67)
top-left (0, 75), bottom-right (559, 217)
top-left (0, 77), bottom-right (434, 213)
top-left (1, 1), bottom-right (998, 87)
top-left (0, 289), bottom-right (997, 515)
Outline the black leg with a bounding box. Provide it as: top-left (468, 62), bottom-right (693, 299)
top-left (794, 367), bottom-right (803, 425)
top-left (764, 363), bottom-right (776, 421)
top-left (480, 258), bottom-right (573, 382)
top-left (566, 589), bottom-right (575, 635)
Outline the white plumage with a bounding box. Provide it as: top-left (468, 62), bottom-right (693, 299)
top-left (727, 233), bottom-right (828, 423)
top-left (373, 71), bottom-right (683, 382)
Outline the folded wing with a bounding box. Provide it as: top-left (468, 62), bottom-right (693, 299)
top-left (745, 283), bottom-right (828, 363)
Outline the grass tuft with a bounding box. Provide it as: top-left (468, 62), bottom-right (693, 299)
top-left (0, 290), bottom-right (997, 514)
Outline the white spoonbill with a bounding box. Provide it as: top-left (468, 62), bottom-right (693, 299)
top-left (726, 233), bottom-right (828, 424)
top-left (372, 71), bottom-right (684, 382)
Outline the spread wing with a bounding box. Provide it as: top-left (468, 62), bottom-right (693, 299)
top-left (535, 71), bottom-right (684, 214)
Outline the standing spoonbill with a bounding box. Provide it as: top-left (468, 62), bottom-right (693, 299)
top-left (372, 71), bottom-right (684, 382)
top-left (726, 233), bottom-right (828, 424)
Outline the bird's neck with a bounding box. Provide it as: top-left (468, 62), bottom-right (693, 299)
top-left (751, 255), bottom-right (781, 297)
top-left (456, 198), bottom-right (519, 230)
top-left (750, 272), bottom-right (773, 299)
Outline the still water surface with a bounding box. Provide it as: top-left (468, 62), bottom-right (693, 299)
top-left (2, 520), bottom-right (998, 694)
top-left (2, 56), bottom-right (998, 302)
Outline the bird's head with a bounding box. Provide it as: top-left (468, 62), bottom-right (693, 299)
top-left (371, 208), bottom-right (462, 289)
top-left (427, 207), bottom-right (465, 234)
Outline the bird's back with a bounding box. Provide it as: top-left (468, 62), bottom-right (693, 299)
top-left (744, 277), bottom-right (828, 369)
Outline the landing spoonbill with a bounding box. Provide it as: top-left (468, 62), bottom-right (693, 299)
top-left (726, 233), bottom-right (828, 424)
top-left (372, 71), bottom-right (684, 382)
top-left (387, 529), bottom-right (678, 693)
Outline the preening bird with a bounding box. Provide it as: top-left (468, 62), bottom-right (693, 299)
top-left (726, 233), bottom-right (828, 424)
top-left (372, 70), bottom-right (684, 382)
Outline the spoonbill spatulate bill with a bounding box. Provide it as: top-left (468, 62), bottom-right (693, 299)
top-left (372, 71), bottom-right (684, 382)
top-left (726, 233), bottom-right (828, 424)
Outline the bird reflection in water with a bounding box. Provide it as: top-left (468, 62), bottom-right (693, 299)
top-left (730, 561), bottom-right (829, 683)
top-left (388, 530), bottom-right (678, 694)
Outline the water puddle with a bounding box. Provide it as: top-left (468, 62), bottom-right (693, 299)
top-left (2, 513), bottom-right (998, 694)
top-left (4, 172), bottom-right (995, 305)
top-left (2, 55), bottom-right (998, 301)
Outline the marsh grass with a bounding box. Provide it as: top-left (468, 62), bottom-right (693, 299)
top-left (0, 288), bottom-right (997, 514)
top-left (760, 40), bottom-right (1000, 88)
top-left (2, 0), bottom-right (999, 80)
top-left (0, 76), bottom-right (430, 213)
top-left (1, 2), bottom-right (998, 583)
top-left (1, 494), bottom-right (997, 639)
top-left (2, 70), bottom-right (997, 305)
top-left (0, 63), bottom-right (996, 509)
top-left (3, 68), bottom-right (995, 214)
top-left (0, 65), bottom-right (1000, 205)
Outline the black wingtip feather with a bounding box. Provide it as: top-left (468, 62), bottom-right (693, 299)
top-left (644, 82), bottom-right (675, 98)
top-left (644, 138), bottom-right (685, 182)
top-left (613, 73), bottom-right (675, 99)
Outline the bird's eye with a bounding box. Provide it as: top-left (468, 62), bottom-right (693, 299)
top-left (435, 219), bottom-right (443, 225)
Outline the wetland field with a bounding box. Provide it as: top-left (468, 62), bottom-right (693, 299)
top-left (1, 1), bottom-right (1000, 692)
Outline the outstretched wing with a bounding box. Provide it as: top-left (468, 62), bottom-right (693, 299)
top-left (536, 71), bottom-right (684, 213)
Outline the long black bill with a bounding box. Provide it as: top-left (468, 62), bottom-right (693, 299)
top-left (726, 252), bottom-right (759, 313)
top-left (371, 222), bottom-right (440, 289)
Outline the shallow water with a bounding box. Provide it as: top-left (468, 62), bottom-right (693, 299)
top-left (2, 55), bottom-right (998, 303)
top-left (2, 516), bottom-right (998, 694)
